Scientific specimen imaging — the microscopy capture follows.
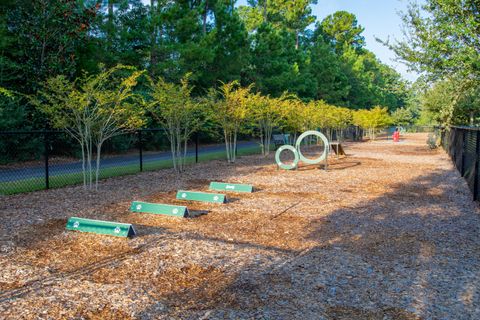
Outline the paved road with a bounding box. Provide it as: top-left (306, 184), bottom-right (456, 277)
top-left (0, 141), bottom-right (259, 182)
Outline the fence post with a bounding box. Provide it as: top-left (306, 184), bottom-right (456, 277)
top-left (461, 129), bottom-right (466, 176)
top-left (474, 130), bottom-right (480, 201)
top-left (138, 130), bottom-right (143, 172)
top-left (44, 131), bottom-right (50, 190)
top-left (195, 132), bottom-right (199, 163)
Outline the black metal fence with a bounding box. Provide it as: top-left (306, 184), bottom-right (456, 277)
top-left (441, 126), bottom-right (480, 201)
top-left (0, 126), bottom-right (362, 195)
top-left (0, 128), bottom-right (244, 195)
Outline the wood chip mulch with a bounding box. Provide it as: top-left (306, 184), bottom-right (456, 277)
top-left (0, 133), bottom-right (479, 319)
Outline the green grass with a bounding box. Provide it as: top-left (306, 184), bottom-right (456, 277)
top-left (0, 145), bottom-right (263, 195)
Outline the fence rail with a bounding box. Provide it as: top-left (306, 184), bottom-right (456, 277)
top-left (441, 126), bottom-right (480, 201)
top-left (0, 127), bottom-right (361, 195)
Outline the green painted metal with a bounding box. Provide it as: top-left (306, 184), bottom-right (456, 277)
top-left (66, 217), bottom-right (136, 238)
top-left (275, 145), bottom-right (299, 170)
top-left (130, 201), bottom-right (188, 217)
top-left (295, 130), bottom-right (329, 164)
top-left (209, 181), bottom-right (253, 193)
top-left (176, 190), bottom-right (226, 203)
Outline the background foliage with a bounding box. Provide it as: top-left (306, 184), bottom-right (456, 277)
top-left (2, 0), bottom-right (460, 164)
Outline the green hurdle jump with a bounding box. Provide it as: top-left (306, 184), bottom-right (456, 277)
top-left (130, 201), bottom-right (189, 217)
top-left (66, 217), bottom-right (136, 238)
top-left (209, 181), bottom-right (253, 193)
top-left (176, 190), bottom-right (226, 203)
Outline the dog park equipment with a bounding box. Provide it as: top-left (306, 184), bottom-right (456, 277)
top-left (275, 130), bottom-right (330, 170)
top-left (275, 145), bottom-right (300, 170)
top-left (176, 190), bottom-right (226, 203)
top-left (66, 217), bottom-right (136, 237)
top-left (295, 130), bottom-right (329, 164)
top-left (330, 142), bottom-right (346, 158)
top-left (209, 181), bottom-right (253, 193)
top-left (273, 133), bottom-right (291, 148)
top-left (130, 201), bottom-right (189, 217)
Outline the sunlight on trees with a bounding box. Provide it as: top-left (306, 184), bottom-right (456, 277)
top-left (208, 81), bottom-right (253, 163)
top-left (147, 73), bottom-right (203, 173)
top-left (34, 65), bottom-right (145, 190)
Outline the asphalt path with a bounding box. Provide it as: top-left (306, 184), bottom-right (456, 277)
top-left (0, 141), bottom-right (258, 183)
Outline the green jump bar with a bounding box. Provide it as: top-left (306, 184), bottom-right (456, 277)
top-left (130, 201), bottom-right (188, 217)
top-left (209, 181), bottom-right (253, 193)
top-left (176, 190), bottom-right (226, 204)
top-left (66, 217), bottom-right (136, 238)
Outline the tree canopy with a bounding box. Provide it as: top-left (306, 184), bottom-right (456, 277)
top-left (385, 0), bottom-right (480, 126)
top-left (0, 0), bottom-right (413, 132)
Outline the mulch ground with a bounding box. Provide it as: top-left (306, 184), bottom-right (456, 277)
top-left (0, 133), bottom-right (479, 319)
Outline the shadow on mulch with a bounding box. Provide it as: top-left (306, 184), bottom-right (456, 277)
top-left (3, 135), bottom-right (479, 319)
top-left (326, 160), bottom-right (362, 171)
top-left (326, 305), bottom-right (422, 320)
top-left (140, 168), bottom-right (479, 318)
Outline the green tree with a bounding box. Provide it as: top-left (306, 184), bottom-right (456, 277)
top-left (147, 74), bottom-right (203, 173)
top-left (391, 108), bottom-right (413, 126)
top-left (391, 107), bottom-right (413, 126)
top-left (197, 0), bottom-right (250, 89)
top-left (384, 0), bottom-right (479, 126)
top-left (239, 0), bottom-right (317, 49)
top-left (249, 93), bottom-right (283, 155)
top-left (420, 78), bottom-right (480, 126)
top-left (320, 11), bottom-right (365, 53)
top-left (6, 0), bottom-right (95, 92)
top-left (35, 65), bottom-right (145, 190)
top-left (353, 106), bottom-right (391, 140)
top-left (208, 80), bottom-right (253, 163)
top-left (388, 0), bottom-right (479, 80)
top-left (309, 36), bottom-right (349, 104)
top-left (269, 0), bottom-right (318, 49)
top-left (248, 23), bottom-right (316, 98)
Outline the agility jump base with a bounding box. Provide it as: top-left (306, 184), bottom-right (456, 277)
top-left (66, 217), bottom-right (136, 238)
top-left (176, 190), bottom-right (226, 203)
top-left (130, 201), bottom-right (189, 217)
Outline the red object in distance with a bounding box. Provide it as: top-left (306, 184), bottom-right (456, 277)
top-left (393, 130), bottom-right (400, 142)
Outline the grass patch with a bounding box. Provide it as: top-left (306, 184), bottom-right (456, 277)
top-left (0, 145), bottom-right (263, 195)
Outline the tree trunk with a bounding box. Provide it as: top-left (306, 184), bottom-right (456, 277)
top-left (150, 0), bottom-right (157, 68)
top-left (176, 131), bottom-right (181, 172)
top-left (80, 141), bottom-right (86, 189)
top-left (40, 0), bottom-right (47, 72)
top-left (170, 131), bottom-right (177, 172)
top-left (86, 134), bottom-right (92, 189)
top-left (232, 128), bottom-right (237, 162)
top-left (95, 141), bottom-right (103, 191)
top-left (183, 130), bottom-right (188, 170)
top-left (107, 0), bottom-right (115, 47)
top-left (224, 129), bottom-right (231, 163)
top-left (295, 30), bottom-right (299, 50)
top-left (264, 123), bottom-right (272, 156)
top-left (259, 124), bottom-right (265, 156)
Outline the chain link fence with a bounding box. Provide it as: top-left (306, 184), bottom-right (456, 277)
top-left (441, 126), bottom-right (480, 201)
top-left (0, 126), bottom-right (362, 195)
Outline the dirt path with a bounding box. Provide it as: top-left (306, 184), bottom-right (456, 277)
top-left (0, 133), bottom-right (479, 319)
